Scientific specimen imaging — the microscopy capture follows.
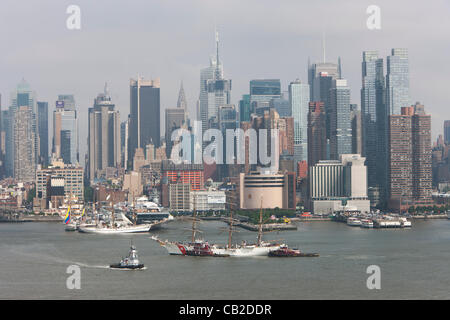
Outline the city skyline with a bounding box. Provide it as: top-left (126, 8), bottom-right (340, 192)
top-left (1, 1), bottom-right (449, 166)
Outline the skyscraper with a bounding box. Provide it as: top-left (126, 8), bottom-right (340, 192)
top-left (249, 79), bottom-right (281, 115)
top-left (199, 31), bottom-right (231, 136)
top-left (444, 120), bottom-right (450, 145)
top-left (307, 101), bottom-right (326, 167)
top-left (5, 79), bottom-right (38, 178)
top-left (165, 107), bottom-right (186, 158)
top-left (53, 95), bottom-right (78, 164)
top-left (361, 51), bottom-right (384, 188)
top-left (129, 77), bottom-right (161, 164)
top-left (386, 48), bottom-right (410, 116)
top-left (388, 104), bottom-right (432, 209)
top-left (87, 84), bottom-right (121, 182)
top-left (329, 79), bottom-right (352, 160)
top-left (288, 80), bottom-right (309, 163)
top-left (14, 106), bottom-right (36, 182)
top-left (37, 101), bottom-right (49, 166)
top-left (239, 94), bottom-right (251, 122)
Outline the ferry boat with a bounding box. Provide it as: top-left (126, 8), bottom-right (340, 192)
top-left (360, 219), bottom-right (374, 228)
top-left (110, 243), bottom-right (145, 270)
top-left (346, 217), bottom-right (362, 227)
top-left (268, 245), bottom-right (319, 257)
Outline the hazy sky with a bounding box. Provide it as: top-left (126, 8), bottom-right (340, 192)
top-left (1, 0), bottom-right (449, 164)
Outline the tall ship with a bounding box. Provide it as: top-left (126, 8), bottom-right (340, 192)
top-left (78, 202), bottom-right (153, 234)
top-left (152, 204), bottom-right (227, 257)
top-left (211, 200), bottom-right (283, 257)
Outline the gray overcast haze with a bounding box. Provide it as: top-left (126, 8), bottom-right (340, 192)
top-left (1, 0), bottom-right (449, 165)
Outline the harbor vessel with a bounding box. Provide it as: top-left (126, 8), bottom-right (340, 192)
top-left (78, 208), bottom-right (153, 234)
top-left (360, 219), bottom-right (374, 228)
top-left (152, 203), bottom-right (226, 257)
top-left (346, 217), bottom-right (361, 227)
top-left (110, 243), bottom-right (145, 270)
top-left (212, 199), bottom-right (283, 257)
top-left (268, 246), bottom-right (319, 257)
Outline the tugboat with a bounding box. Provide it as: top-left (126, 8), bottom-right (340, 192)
top-left (268, 245), bottom-right (319, 257)
top-left (110, 243), bottom-right (145, 270)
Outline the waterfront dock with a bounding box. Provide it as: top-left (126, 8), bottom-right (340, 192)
top-left (223, 218), bottom-right (297, 231)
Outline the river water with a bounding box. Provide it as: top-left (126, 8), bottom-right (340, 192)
top-left (0, 219), bottom-right (449, 299)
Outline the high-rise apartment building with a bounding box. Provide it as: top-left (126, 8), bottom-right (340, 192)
top-left (388, 104), bottom-right (432, 209)
top-left (14, 106), bottom-right (36, 182)
top-left (5, 79), bottom-right (38, 178)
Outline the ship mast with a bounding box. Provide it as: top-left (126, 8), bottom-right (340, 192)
top-left (257, 198), bottom-right (263, 246)
top-left (192, 194), bottom-right (196, 242)
top-left (228, 205), bottom-right (233, 249)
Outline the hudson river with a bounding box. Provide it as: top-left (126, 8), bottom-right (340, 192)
top-left (1, 219), bottom-right (449, 299)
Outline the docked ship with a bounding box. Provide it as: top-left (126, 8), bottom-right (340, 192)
top-left (360, 219), bottom-right (374, 228)
top-left (127, 196), bottom-right (173, 225)
top-left (110, 243), bottom-right (145, 270)
top-left (79, 207), bottom-right (153, 234)
top-left (346, 217), bottom-right (362, 227)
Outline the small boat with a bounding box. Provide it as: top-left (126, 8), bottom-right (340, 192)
top-left (110, 243), bottom-right (145, 270)
top-left (399, 217), bottom-right (412, 227)
top-left (360, 219), bottom-right (374, 228)
top-left (346, 217), bottom-right (361, 226)
top-left (268, 246), bottom-right (319, 257)
top-left (65, 222), bottom-right (78, 231)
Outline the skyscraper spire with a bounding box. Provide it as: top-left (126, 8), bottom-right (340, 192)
top-left (322, 31), bottom-right (326, 63)
top-left (338, 56), bottom-right (342, 79)
top-left (177, 81), bottom-right (187, 110)
top-left (215, 29), bottom-right (221, 80)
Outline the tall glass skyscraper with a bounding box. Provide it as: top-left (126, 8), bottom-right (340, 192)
top-left (129, 77), bottom-right (161, 163)
top-left (199, 32), bottom-right (231, 135)
top-left (361, 51), bottom-right (385, 189)
top-left (386, 48), bottom-right (410, 116)
top-left (37, 101), bottom-right (49, 166)
top-left (289, 80), bottom-right (309, 163)
top-left (249, 79), bottom-right (281, 115)
top-left (329, 79), bottom-right (352, 160)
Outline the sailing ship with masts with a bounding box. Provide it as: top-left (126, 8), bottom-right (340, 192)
top-left (78, 195), bottom-right (153, 234)
top-left (211, 198), bottom-right (283, 257)
top-left (152, 197), bottom-right (228, 256)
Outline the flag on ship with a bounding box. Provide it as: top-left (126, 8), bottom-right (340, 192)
top-left (64, 206), bottom-right (71, 224)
